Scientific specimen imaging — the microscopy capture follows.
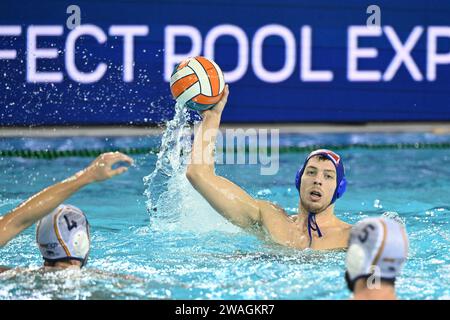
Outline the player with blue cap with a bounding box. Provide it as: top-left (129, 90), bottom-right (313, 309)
top-left (187, 86), bottom-right (352, 250)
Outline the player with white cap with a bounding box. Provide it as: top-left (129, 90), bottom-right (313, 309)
top-left (36, 204), bottom-right (90, 269)
top-left (0, 152), bottom-right (132, 272)
top-left (345, 217), bottom-right (409, 299)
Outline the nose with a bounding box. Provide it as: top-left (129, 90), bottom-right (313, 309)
top-left (313, 177), bottom-right (323, 186)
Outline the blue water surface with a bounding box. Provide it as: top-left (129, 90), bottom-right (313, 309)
top-left (0, 133), bottom-right (449, 300)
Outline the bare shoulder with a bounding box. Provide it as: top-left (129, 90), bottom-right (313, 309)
top-left (334, 220), bottom-right (352, 237)
top-left (341, 221), bottom-right (353, 233)
top-left (333, 221), bottom-right (352, 246)
top-left (257, 200), bottom-right (288, 215)
top-left (256, 200), bottom-right (293, 224)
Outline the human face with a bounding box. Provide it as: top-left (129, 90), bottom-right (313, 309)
top-left (299, 156), bottom-right (337, 213)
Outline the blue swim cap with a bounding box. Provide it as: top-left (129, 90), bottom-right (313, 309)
top-left (295, 149), bottom-right (347, 205)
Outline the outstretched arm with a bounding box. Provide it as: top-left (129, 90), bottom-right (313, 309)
top-left (186, 85), bottom-right (262, 229)
top-left (0, 152), bottom-right (133, 247)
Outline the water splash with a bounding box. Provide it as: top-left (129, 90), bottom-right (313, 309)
top-left (382, 211), bottom-right (406, 227)
top-left (143, 102), bottom-right (192, 227)
top-left (142, 103), bottom-right (239, 233)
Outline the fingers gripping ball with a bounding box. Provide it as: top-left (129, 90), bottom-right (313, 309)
top-left (170, 56), bottom-right (225, 111)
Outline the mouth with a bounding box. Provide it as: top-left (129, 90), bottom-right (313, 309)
top-left (309, 190), bottom-right (322, 201)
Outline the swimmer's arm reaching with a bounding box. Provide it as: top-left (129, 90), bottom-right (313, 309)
top-left (0, 152), bottom-right (133, 248)
top-left (186, 85), bottom-right (263, 229)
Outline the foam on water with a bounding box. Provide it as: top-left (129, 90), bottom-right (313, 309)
top-left (1, 135), bottom-right (449, 299)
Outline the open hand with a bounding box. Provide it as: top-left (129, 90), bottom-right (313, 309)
top-left (81, 152), bottom-right (134, 182)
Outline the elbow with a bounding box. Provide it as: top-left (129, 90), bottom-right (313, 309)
top-left (186, 165), bottom-right (199, 186)
top-left (185, 165), bottom-right (212, 187)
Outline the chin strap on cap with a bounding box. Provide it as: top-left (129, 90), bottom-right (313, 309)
top-left (307, 212), bottom-right (323, 247)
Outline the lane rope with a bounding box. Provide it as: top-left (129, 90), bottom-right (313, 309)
top-left (1, 143), bottom-right (450, 159)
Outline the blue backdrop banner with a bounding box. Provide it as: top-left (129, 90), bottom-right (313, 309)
top-left (1, 0), bottom-right (449, 125)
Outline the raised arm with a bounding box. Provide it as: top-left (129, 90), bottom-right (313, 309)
top-left (0, 152), bottom-right (133, 247)
top-left (186, 85), bottom-right (262, 229)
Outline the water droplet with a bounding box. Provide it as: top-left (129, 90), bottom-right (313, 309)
top-left (373, 199), bottom-right (382, 208)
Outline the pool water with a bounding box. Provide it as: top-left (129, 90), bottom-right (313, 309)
top-left (0, 132), bottom-right (449, 300)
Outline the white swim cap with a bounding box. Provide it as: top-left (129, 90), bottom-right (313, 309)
top-left (36, 204), bottom-right (90, 267)
top-left (345, 217), bottom-right (409, 291)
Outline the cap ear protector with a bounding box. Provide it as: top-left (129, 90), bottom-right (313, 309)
top-left (72, 223), bottom-right (90, 267)
top-left (295, 149), bottom-right (347, 205)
